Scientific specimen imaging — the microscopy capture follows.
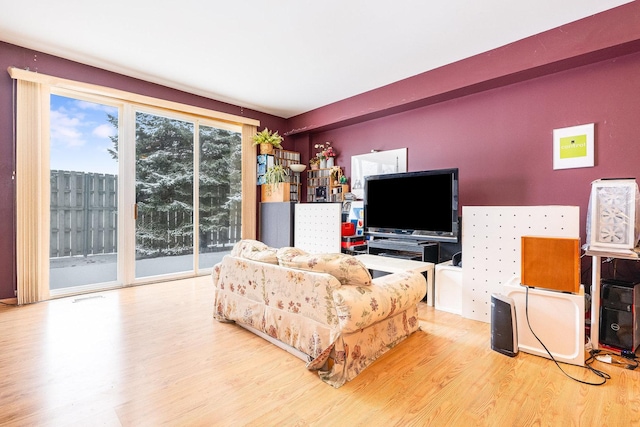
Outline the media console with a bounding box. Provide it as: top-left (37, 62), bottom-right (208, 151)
top-left (365, 237), bottom-right (441, 304)
top-left (366, 237), bottom-right (439, 264)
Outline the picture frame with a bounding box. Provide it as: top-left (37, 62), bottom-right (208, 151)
top-left (552, 123), bottom-right (594, 170)
top-left (350, 148), bottom-right (407, 199)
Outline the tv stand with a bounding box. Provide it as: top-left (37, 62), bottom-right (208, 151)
top-left (366, 237), bottom-right (439, 264)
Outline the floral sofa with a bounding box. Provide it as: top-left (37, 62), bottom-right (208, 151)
top-left (212, 240), bottom-right (427, 388)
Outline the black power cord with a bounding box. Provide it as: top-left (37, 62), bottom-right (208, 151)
top-left (524, 286), bottom-right (610, 386)
top-left (587, 348), bottom-right (639, 370)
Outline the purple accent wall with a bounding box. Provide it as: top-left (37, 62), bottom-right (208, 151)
top-left (288, 2), bottom-right (640, 250)
top-left (299, 52), bottom-right (640, 230)
top-left (286, 2), bottom-right (640, 135)
top-left (0, 42), bottom-right (287, 299)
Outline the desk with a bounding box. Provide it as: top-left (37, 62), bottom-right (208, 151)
top-left (356, 254), bottom-right (435, 306)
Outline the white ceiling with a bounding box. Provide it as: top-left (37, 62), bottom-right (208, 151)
top-left (0, 0), bottom-right (632, 118)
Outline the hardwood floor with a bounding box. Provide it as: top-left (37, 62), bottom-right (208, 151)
top-left (1, 276), bottom-right (639, 426)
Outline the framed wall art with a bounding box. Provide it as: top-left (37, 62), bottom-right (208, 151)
top-left (350, 148), bottom-right (407, 199)
top-left (552, 123), bottom-right (594, 170)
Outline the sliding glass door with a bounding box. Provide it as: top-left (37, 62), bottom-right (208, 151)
top-left (49, 94), bottom-right (120, 291)
top-left (48, 95), bottom-right (243, 293)
top-left (134, 114), bottom-right (243, 278)
top-left (134, 112), bottom-right (195, 278)
top-left (198, 124), bottom-right (242, 269)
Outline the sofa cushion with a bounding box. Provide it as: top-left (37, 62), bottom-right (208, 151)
top-left (277, 249), bottom-right (372, 287)
top-left (230, 239), bottom-right (278, 264)
top-left (276, 246), bottom-right (308, 263)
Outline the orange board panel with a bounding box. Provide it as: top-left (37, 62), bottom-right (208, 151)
top-left (521, 236), bottom-right (580, 293)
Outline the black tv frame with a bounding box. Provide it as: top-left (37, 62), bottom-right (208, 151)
top-left (364, 168), bottom-right (459, 244)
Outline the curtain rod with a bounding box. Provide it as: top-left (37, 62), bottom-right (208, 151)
top-left (7, 67), bottom-right (260, 127)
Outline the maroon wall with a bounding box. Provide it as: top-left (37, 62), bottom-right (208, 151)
top-left (299, 51), bottom-right (640, 240)
top-left (288, 3), bottom-right (640, 251)
top-left (3, 3), bottom-right (640, 298)
top-left (286, 2), bottom-right (640, 135)
top-left (0, 42), bottom-right (288, 299)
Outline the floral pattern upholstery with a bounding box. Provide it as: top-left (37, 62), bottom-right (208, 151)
top-left (230, 239), bottom-right (278, 264)
top-left (213, 240), bottom-right (426, 388)
top-left (276, 247), bottom-right (373, 286)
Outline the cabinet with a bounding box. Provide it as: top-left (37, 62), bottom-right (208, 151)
top-left (307, 167), bottom-right (347, 202)
top-left (259, 202), bottom-right (295, 247)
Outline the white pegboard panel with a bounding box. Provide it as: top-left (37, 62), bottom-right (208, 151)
top-left (294, 203), bottom-right (342, 253)
top-left (461, 206), bottom-right (580, 323)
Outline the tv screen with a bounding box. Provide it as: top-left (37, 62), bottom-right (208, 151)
top-left (364, 168), bottom-right (459, 243)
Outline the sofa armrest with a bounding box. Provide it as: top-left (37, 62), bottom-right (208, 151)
top-left (212, 262), bottom-right (222, 286)
top-left (331, 271), bottom-right (426, 333)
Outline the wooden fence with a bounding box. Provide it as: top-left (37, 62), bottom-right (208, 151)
top-left (50, 170), bottom-right (241, 258)
top-left (50, 171), bottom-right (118, 258)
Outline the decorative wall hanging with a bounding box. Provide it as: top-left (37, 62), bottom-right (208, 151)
top-left (552, 123), bottom-right (594, 170)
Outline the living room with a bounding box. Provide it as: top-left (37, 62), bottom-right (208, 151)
top-left (2, 2), bottom-right (640, 425)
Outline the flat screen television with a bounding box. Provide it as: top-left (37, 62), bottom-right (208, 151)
top-left (364, 168), bottom-right (459, 243)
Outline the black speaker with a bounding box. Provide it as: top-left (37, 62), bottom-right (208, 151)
top-left (491, 294), bottom-right (518, 357)
top-left (600, 280), bottom-right (640, 352)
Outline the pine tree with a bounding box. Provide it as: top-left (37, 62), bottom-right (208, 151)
top-left (107, 112), bottom-right (241, 258)
top-left (135, 113), bottom-right (195, 257)
top-left (198, 125), bottom-right (242, 253)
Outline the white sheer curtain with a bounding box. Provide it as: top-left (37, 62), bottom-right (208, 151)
top-left (14, 78), bottom-right (50, 304)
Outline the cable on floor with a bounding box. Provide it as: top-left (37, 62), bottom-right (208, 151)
top-left (524, 285), bottom-right (609, 386)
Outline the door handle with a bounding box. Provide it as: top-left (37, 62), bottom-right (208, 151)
top-left (134, 203), bottom-right (138, 220)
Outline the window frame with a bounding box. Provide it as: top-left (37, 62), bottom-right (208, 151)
top-left (10, 67), bottom-right (258, 302)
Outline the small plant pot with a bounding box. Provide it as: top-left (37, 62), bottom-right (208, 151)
top-left (260, 143), bottom-right (274, 155)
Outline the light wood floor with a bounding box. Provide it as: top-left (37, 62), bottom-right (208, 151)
top-left (1, 276), bottom-right (639, 426)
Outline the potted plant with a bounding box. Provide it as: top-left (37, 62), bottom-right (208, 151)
top-left (309, 156), bottom-right (320, 170)
top-left (314, 141), bottom-right (337, 168)
top-left (261, 164), bottom-right (290, 202)
top-left (253, 128), bottom-right (283, 154)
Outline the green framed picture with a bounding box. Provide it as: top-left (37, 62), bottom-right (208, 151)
top-left (553, 123), bottom-right (594, 170)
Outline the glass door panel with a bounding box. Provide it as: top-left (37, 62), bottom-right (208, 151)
top-left (135, 112), bottom-right (195, 278)
top-left (49, 94), bottom-right (119, 290)
top-left (198, 125), bottom-right (242, 270)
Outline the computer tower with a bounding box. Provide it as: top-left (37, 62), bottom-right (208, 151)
top-left (491, 294), bottom-right (518, 357)
top-left (599, 280), bottom-right (640, 352)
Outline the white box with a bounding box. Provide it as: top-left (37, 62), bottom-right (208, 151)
top-left (503, 278), bottom-right (585, 366)
top-left (435, 261), bottom-right (462, 315)
top-left (588, 179), bottom-right (639, 252)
